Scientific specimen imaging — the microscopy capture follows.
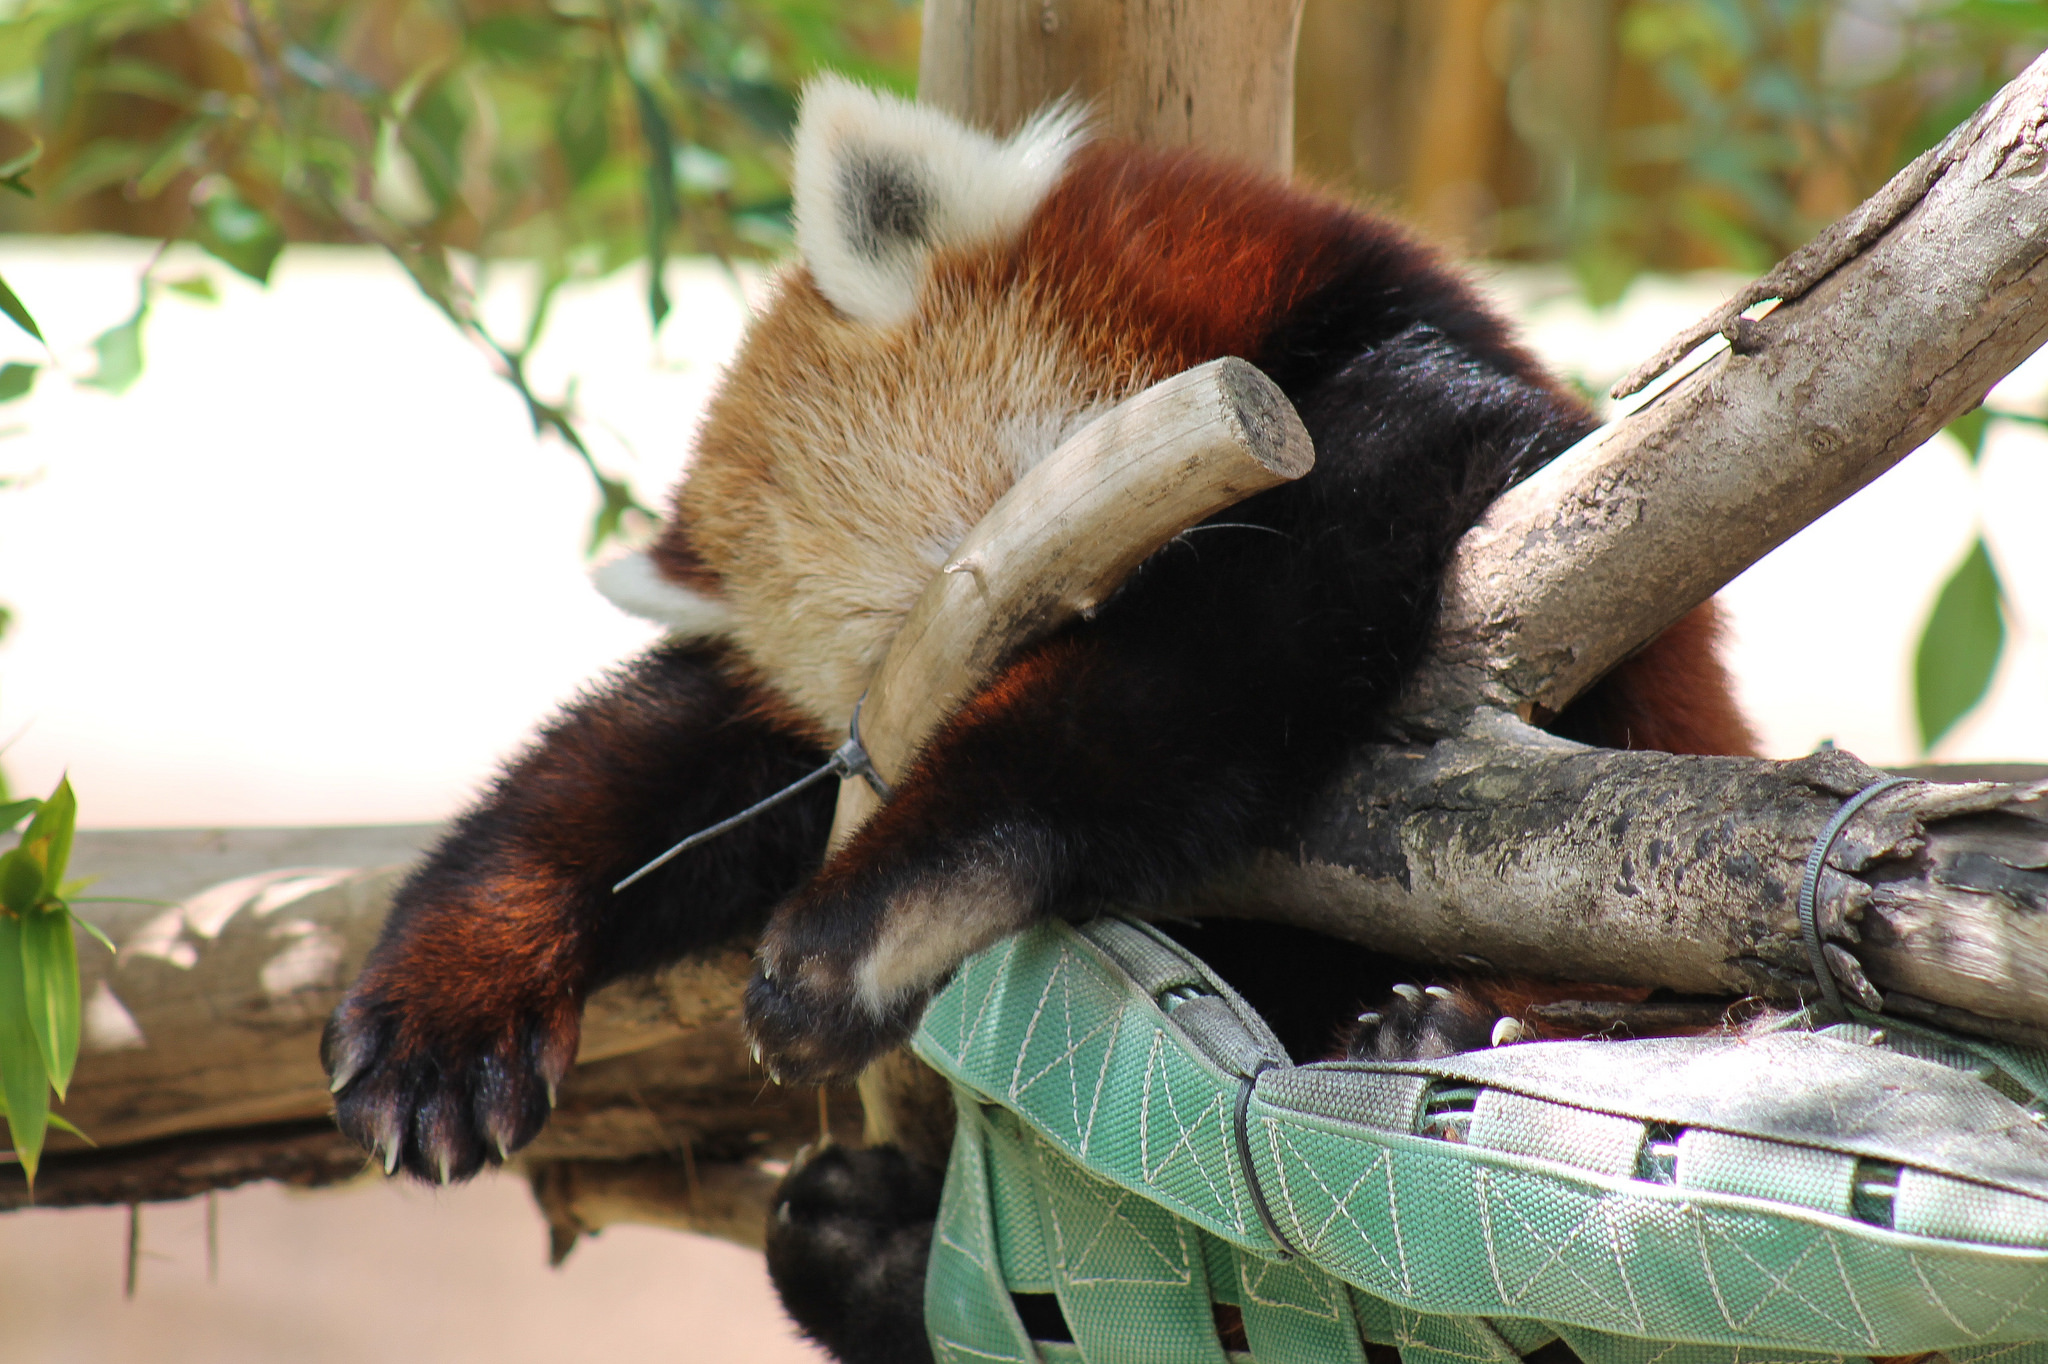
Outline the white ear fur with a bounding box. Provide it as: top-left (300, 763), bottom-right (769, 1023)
top-left (592, 552), bottom-right (735, 640)
top-left (792, 75), bottom-right (1090, 328)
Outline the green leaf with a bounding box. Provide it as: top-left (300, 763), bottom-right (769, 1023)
top-left (0, 273), bottom-right (43, 344)
top-left (194, 189), bottom-right (286, 285)
top-left (555, 59), bottom-right (611, 188)
top-left (585, 475), bottom-right (642, 555)
top-left (469, 15), bottom-right (557, 64)
top-left (162, 273), bottom-right (217, 303)
top-left (1915, 536), bottom-right (2007, 752)
top-left (80, 300), bottom-right (147, 394)
top-left (19, 908), bottom-right (79, 1099)
top-left (45, 1111), bottom-right (92, 1144)
top-left (0, 363), bottom-right (36, 403)
top-left (67, 908), bottom-right (115, 956)
top-left (0, 913), bottom-right (50, 1185)
top-left (628, 76), bottom-right (676, 329)
top-left (1945, 406), bottom-right (1991, 465)
top-left (0, 799), bottom-right (37, 836)
top-left (400, 77), bottom-right (471, 210)
top-left (0, 140), bottom-right (41, 198)
top-left (21, 776), bottom-right (75, 893)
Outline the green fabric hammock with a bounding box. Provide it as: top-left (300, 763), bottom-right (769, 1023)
top-left (913, 917), bottom-right (2048, 1364)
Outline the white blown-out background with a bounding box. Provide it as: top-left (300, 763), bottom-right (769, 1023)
top-left (0, 239), bottom-right (2043, 1362)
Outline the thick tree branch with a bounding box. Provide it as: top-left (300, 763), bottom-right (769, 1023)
top-left (1396, 50), bottom-right (2048, 733)
top-left (1196, 717), bottom-right (2048, 1046)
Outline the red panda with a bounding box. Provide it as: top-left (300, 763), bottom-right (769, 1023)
top-left (322, 77), bottom-right (1755, 1355)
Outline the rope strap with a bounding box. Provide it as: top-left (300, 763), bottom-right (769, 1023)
top-left (1797, 776), bottom-right (1912, 1017)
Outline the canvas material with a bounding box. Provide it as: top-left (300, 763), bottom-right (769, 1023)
top-left (915, 918), bottom-right (2048, 1364)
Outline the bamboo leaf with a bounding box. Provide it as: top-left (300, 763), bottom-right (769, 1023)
top-left (80, 299), bottom-right (147, 394)
top-left (68, 908), bottom-right (115, 956)
top-left (29, 776), bottom-right (74, 890)
top-left (194, 189), bottom-right (285, 286)
top-left (556, 59), bottom-right (611, 188)
top-left (0, 914), bottom-right (50, 1185)
top-left (0, 139), bottom-right (40, 198)
top-left (0, 273), bottom-right (43, 344)
top-left (20, 907), bottom-right (80, 1099)
top-left (45, 1112), bottom-right (92, 1143)
top-left (0, 798), bottom-right (37, 835)
top-left (0, 362), bottom-right (38, 403)
top-left (1915, 536), bottom-right (2007, 751)
top-left (162, 273), bottom-right (217, 302)
top-left (1945, 406), bottom-right (1991, 465)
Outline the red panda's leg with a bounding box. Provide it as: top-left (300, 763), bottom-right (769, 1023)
top-left (323, 639), bottom-right (833, 1183)
top-left (743, 628), bottom-right (1321, 1082)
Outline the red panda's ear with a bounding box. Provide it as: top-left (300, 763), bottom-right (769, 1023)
top-left (791, 75), bottom-right (1089, 328)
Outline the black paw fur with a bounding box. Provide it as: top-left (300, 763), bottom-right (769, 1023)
top-left (743, 963), bottom-right (921, 1086)
top-left (321, 991), bottom-right (573, 1184)
top-left (766, 1144), bottom-right (943, 1364)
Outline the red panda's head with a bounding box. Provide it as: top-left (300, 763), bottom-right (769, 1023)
top-left (594, 78), bottom-right (1382, 739)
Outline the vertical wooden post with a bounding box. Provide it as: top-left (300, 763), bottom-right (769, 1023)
top-left (918, 0), bottom-right (1307, 175)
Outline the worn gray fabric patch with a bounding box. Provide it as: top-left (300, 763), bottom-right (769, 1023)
top-left (1346, 1033), bottom-right (2048, 1198)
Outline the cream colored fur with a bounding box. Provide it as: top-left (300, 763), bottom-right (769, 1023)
top-left (683, 274), bottom-right (1154, 738)
top-left (655, 84), bottom-right (1155, 741)
top-left (592, 552), bottom-right (735, 639)
top-left (791, 75), bottom-right (1090, 328)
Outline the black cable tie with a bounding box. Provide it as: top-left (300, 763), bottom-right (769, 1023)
top-left (836, 693), bottom-right (894, 800)
top-left (1797, 776), bottom-right (1912, 1018)
top-left (1233, 1061), bottom-right (1298, 1259)
top-left (612, 692), bottom-right (894, 893)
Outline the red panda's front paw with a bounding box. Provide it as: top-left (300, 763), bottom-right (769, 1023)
top-left (742, 955), bottom-right (921, 1085)
top-left (321, 985), bottom-right (578, 1183)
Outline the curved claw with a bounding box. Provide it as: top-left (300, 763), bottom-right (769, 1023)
top-left (323, 988), bottom-right (577, 1185)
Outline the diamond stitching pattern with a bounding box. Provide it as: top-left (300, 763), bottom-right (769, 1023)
top-left (916, 922), bottom-right (2048, 1364)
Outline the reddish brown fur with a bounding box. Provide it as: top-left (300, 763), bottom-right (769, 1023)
top-left (1554, 600), bottom-right (1759, 758)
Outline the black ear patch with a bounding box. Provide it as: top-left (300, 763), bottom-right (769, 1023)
top-left (839, 153), bottom-right (934, 262)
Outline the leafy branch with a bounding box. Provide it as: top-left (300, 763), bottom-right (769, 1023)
top-left (0, 0), bottom-right (917, 550)
top-left (0, 777), bottom-right (105, 1189)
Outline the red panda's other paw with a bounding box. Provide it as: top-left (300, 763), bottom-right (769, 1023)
top-left (743, 850), bottom-right (1041, 1084)
top-left (1341, 983), bottom-right (1519, 1063)
top-left (321, 984), bottom-right (578, 1183)
top-left (742, 954), bottom-right (923, 1086)
top-left (765, 1143), bottom-right (942, 1364)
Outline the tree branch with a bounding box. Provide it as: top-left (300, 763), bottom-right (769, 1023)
top-left (1397, 50), bottom-right (2048, 732)
top-left (1194, 717), bottom-right (2048, 1046)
